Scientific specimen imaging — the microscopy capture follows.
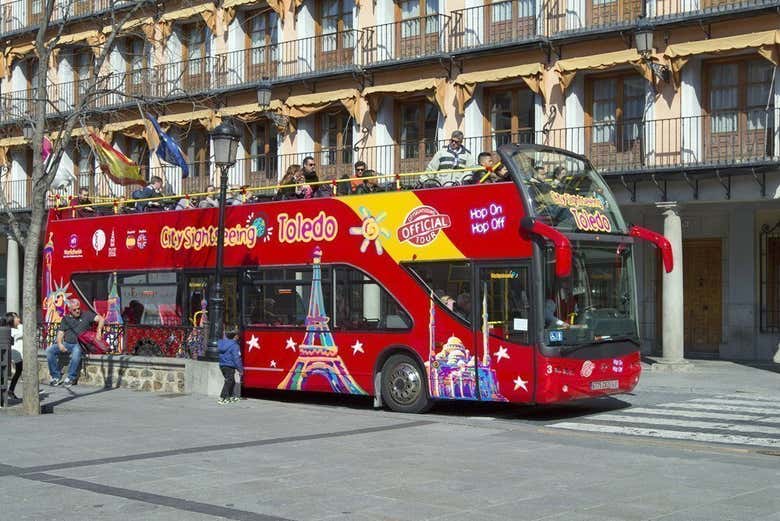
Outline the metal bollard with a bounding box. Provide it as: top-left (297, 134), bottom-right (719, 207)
top-left (0, 326), bottom-right (10, 408)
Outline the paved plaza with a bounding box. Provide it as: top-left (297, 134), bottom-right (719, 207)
top-left (2, 360), bottom-right (780, 521)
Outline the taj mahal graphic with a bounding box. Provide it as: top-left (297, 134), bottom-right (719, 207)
top-left (425, 294), bottom-right (506, 401)
top-left (277, 247), bottom-right (366, 394)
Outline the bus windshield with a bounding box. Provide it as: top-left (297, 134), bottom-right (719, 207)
top-left (543, 240), bottom-right (638, 349)
top-left (508, 147), bottom-right (627, 234)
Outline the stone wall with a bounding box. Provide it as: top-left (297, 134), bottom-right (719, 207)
top-left (38, 354), bottom-right (185, 393)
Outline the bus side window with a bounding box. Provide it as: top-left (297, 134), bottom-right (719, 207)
top-left (404, 260), bottom-right (473, 325)
top-left (334, 267), bottom-right (410, 331)
top-left (242, 268), bottom-right (330, 328)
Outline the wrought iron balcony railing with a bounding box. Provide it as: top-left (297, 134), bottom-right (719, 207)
top-left (450, 1), bottom-right (538, 52)
top-left (1, 0), bottom-right (133, 36)
top-left (275, 30), bottom-right (363, 79)
top-left (646, 0), bottom-right (777, 20)
top-left (0, 89), bottom-right (34, 123)
top-left (155, 56), bottom-right (223, 98)
top-left (219, 43), bottom-right (280, 87)
top-left (363, 15), bottom-right (450, 66)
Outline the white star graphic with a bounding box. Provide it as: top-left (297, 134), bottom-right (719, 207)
top-left (513, 375), bottom-right (529, 392)
top-left (494, 346), bottom-right (510, 363)
top-left (351, 340), bottom-right (364, 355)
top-left (270, 360), bottom-right (277, 368)
top-left (246, 335), bottom-right (260, 352)
top-left (285, 337), bottom-right (297, 351)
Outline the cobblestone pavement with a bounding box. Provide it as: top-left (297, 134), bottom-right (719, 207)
top-left (2, 360), bottom-right (779, 521)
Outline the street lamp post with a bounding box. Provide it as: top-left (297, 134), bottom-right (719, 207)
top-left (204, 118), bottom-right (241, 361)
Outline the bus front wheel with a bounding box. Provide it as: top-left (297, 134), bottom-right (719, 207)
top-left (381, 354), bottom-right (432, 414)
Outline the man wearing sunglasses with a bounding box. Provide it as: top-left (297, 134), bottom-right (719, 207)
top-left (426, 130), bottom-right (474, 172)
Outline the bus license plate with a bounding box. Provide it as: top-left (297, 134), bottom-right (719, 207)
top-left (590, 380), bottom-right (619, 391)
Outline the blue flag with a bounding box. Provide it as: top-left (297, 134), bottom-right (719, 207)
top-left (144, 113), bottom-right (190, 179)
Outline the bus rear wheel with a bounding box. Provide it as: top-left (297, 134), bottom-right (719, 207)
top-left (381, 354), bottom-right (432, 414)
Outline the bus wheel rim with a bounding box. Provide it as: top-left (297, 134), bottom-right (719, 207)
top-left (388, 362), bottom-right (422, 406)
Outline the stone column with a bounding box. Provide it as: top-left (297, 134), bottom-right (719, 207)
top-left (657, 202), bottom-right (687, 367)
top-left (6, 236), bottom-right (20, 314)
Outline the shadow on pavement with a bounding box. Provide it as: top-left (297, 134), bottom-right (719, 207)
top-left (733, 361), bottom-right (780, 375)
top-left (40, 385), bottom-right (120, 413)
top-left (241, 387), bottom-right (632, 422)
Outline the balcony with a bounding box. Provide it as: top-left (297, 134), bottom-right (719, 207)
top-left (450, 1), bottom-right (538, 52)
top-left (363, 15), bottom-right (449, 66)
top-left (543, 0), bottom-right (774, 36)
top-left (0, 0), bottom-right (129, 37)
top-left (155, 56), bottom-right (222, 98)
top-left (646, 0), bottom-right (778, 21)
top-left (0, 89), bottom-right (33, 123)
top-left (220, 43), bottom-right (280, 87)
top-left (275, 30), bottom-right (363, 79)
top-left (540, 111), bottom-right (778, 174)
top-left (0, 176), bottom-right (32, 211)
top-left (94, 69), bottom-right (154, 108)
top-left (545, 0), bottom-right (642, 35)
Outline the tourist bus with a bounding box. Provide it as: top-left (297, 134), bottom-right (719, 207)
top-left (41, 143), bottom-right (672, 413)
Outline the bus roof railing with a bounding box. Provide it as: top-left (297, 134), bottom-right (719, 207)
top-left (51, 166), bottom-right (493, 215)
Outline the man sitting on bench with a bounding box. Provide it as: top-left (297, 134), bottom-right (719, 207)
top-left (46, 301), bottom-right (104, 387)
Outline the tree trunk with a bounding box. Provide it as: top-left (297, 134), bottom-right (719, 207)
top-left (21, 193), bottom-right (48, 415)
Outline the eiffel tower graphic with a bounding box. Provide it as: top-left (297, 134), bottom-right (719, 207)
top-left (278, 247), bottom-right (366, 394)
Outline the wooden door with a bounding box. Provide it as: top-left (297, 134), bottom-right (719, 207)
top-left (586, 74), bottom-right (644, 171)
top-left (27, 0), bottom-right (43, 25)
top-left (588, 0), bottom-right (640, 27)
top-left (397, 0), bottom-right (439, 59)
top-left (705, 60), bottom-right (774, 163)
top-left (486, 0), bottom-right (535, 45)
top-left (245, 11), bottom-right (278, 81)
top-left (317, 0), bottom-right (354, 70)
top-left (183, 24), bottom-right (208, 92)
top-left (683, 239), bottom-right (722, 356)
top-left (396, 100), bottom-right (438, 174)
top-left (317, 110), bottom-right (353, 180)
top-left (72, 0), bottom-right (93, 17)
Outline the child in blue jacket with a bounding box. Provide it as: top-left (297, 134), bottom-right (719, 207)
top-left (218, 327), bottom-right (244, 404)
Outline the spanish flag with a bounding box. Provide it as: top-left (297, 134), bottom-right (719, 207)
top-left (88, 132), bottom-right (145, 186)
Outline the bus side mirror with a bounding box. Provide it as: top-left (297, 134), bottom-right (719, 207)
top-left (521, 217), bottom-right (572, 278)
top-left (629, 225), bottom-right (673, 273)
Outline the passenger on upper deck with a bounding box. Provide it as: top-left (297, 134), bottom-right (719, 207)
top-left (351, 161), bottom-right (367, 191)
top-left (300, 157), bottom-right (333, 198)
top-left (493, 162), bottom-right (510, 182)
top-left (132, 176), bottom-right (164, 212)
top-left (276, 165), bottom-right (301, 200)
top-left (175, 196), bottom-right (195, 210)
top-left (198, 185), bottom-right (219, 208)
top-left (70, 187), bottom-right (95, 218)
top-left (427, 131), bottom-right (474, 171)
top-left (354, 169), bottom-right (381, 194)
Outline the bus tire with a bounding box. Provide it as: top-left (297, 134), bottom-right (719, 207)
top-left (381, 354), bottom-right (432, 414)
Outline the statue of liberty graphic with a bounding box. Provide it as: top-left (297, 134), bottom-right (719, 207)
top-left (42, 232), bottom-right (71, 324)
top-left (278, 247), bottom-right (366, 394)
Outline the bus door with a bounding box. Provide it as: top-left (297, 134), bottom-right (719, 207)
top-left (184, 273), bottom-right (240, 328)
top-left (475, 263), bottom-right (535, 402)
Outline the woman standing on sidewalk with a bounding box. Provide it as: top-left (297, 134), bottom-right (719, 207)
top-left (6, 312), bottom-right (23, 400)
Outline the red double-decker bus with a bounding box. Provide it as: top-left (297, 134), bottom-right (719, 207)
top-left (41, 144), bottom-right (671, 412)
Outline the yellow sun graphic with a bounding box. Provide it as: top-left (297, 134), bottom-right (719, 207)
top-left (349, 206), bottom-right (391, 255)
